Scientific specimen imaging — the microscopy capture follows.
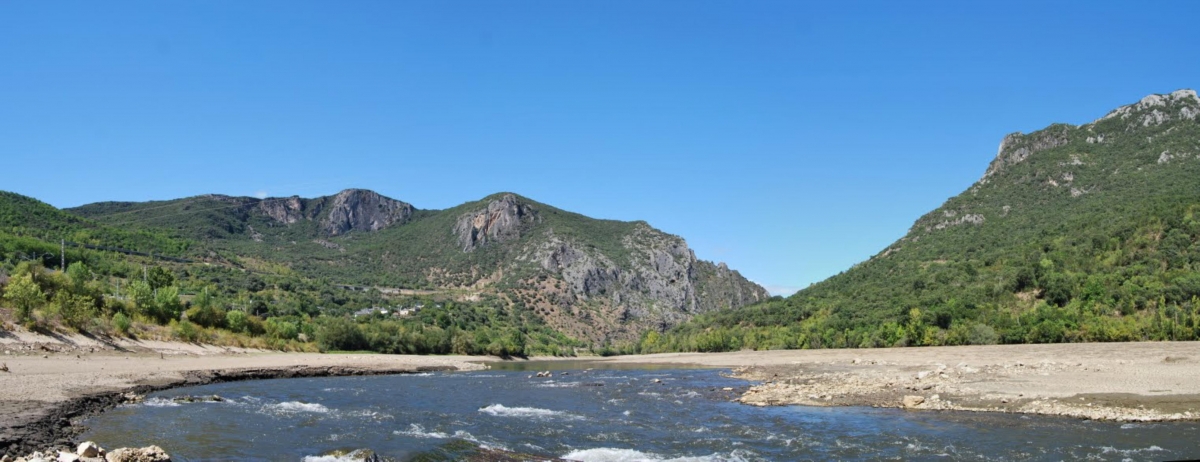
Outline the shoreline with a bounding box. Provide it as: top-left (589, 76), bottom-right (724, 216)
top-left (596, 341), bottom-right (1200, 422)
top-left (2, 364), bottom-right (481, 457)
top-left (0, 332), bottom-right (488, 457)
top-left (6, 338), bottom-right (1200, 457)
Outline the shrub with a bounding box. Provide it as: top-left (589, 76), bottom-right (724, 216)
top-left (113, 312), bottom-right (132, 335)
top-left (151, 286), bottom-right (184, 324)
top-left (226, 310), bottom-right (249, 333)
top-left (315, 317), bottom-right (367, 352)
top-left (173, 320), bottom-right (203, 343)
top-left (185, 305), bottom-right (227, 329)
top-left (3, 273), bottom-right (44, 323)
top-left (967, 323), bottom-right (999, 345)
top-left (52, 291), bottom-right (95, 331)
top-left (264, 317), bottom-right (299, 340)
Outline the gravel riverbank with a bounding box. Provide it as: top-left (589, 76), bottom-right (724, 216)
top-left (598, 341), bottom-right (1200, 422)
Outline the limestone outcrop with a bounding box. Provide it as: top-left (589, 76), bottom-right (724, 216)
top-left (454, 194), bottom-right (539, 251)
top-left (319, 189), bottom-right (413, 236)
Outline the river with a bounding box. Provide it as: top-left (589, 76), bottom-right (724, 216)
top-left (79, 361), bottom-right (1200, 461)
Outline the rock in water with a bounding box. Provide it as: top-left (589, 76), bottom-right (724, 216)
top-left (104, 446), bottom-right (170, 462)
top-left (902, 395), bottom-right (926, 408)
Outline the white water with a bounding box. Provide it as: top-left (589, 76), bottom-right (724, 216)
top-left (478, 403), bottom-right (579, 419)
top-left (265, 401), bottom-right (330, 414)
top-left (394, 424), bottom-right (450, 440)
top-left (562, 448), bottom-right (754, 462)
top-left (139, 397), bottom-right (180, 408)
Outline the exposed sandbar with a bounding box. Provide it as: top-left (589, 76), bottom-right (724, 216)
top-left (597, 342), bottom-right (1200, 421)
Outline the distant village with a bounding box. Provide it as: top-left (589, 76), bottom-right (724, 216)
top-left (352, 302), bottom-right (442, 319)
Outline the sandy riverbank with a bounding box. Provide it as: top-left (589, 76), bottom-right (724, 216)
top-left (598, 341), bottom-right (1200, 422)
top-left (0, 330), bottom-right (486, 457)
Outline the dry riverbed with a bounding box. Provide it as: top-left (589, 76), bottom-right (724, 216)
top-left (599, 342), bottom-right (1200, 422)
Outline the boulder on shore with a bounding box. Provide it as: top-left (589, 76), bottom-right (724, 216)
top-left (77, 442), bottom-right (102, 458)
top-left (902, 395), bottom-right (926, 408)
top-left (104, 446), bottom-right (170, 462)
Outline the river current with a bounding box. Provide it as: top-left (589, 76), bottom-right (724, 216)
top-left (80, 362), bottom-right (1200, 461)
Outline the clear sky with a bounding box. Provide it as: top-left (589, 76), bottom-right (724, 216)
top-left (2, 1), bottom-right (1198, 295)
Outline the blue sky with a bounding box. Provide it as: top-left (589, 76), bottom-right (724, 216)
top-left (1, 1), bottom-right (1198, 295)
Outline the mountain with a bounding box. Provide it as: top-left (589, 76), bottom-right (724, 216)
top-left (69, 190), bottom-right (768, 343)
top-left (662, 89), bottom-right (1200, 351)
top-left (0, 191), bottom-right (188, 263)
top-left (72, 189), bottom-right (414, 241)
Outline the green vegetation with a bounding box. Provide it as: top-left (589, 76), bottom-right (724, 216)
top-left (68, 192), bottom-right (643, 290)
top-left (3, 272), bottom-right (43, 324)
top-left (655, 92), bottom-right (1200, 352)
top-left (58, 188), bottom-right (760, 348)
top-left (0, 191), bottom-right (587, 354)
top-left (0, 254), bottom-right (582, 355)
top-left (0, 191), bottom-right (189, 257)
top-left (0, 190), bottom-right (615, 355)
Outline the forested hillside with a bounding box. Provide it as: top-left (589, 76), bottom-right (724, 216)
top-left (655, 90), bottom-right (1200, 352)
top-left (72, 190), bottom-right (766, 343)
top-left (1, 188), bottom-right (764, 356)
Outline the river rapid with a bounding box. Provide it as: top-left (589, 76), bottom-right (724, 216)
top-left (80, 361), bottom-right (1200, 461)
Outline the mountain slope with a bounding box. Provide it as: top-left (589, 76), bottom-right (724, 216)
top-left (0, 191), bottom-right (189, 262)
top-left (71, 190), bottom-right (768, 343)
top-left (663, 89), bottom-right (1200, 351)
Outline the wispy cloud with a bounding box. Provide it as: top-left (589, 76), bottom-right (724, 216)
top-left (254, 190), bottom-right (268, 199)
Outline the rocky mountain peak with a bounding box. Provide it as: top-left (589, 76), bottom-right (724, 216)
top-left (982, 89), bottom-right (1199, 181)
top-left (454, 193), bottom-right (539, 252)
top-left (319, 189), bottom-right (414, 237)
top-left (1094, 88), bottom-right (1199, 127)
top-left (982, 125), bottom-right (1072, 180)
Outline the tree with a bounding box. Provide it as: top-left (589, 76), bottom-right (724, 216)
top-left (52, 291), bottom-right (95, 330)
top-left (3, 273), bottom-right (44, 322)
top-left (226, 310), bottom-right (249, 333)
top-left (185, 288), bottom-right (226, 328)
top-left (66, 261), bottom-right (90, 295)
top-left (315, 317), bottom-right (367, 352)
top-left (152, 286), bottom-right (183, 324)
top-left (147, 266), bottom-right (174, 291)
top-left (126, 280), bottom-right (155, 319)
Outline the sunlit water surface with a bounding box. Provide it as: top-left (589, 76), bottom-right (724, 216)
top-left (80, 362), bottom-right (1200, 461)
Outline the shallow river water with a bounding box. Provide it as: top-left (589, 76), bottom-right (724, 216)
top-left (80, 361), bottom-right (1200, 461)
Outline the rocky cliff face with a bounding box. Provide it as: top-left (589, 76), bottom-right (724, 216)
top-left (438, 194), bottom-right (767, 343)
top-left (319, 189), bottom-right (414, 237)
top-left (246, 189), bottom-right (414, 237)
top-left (517, 223), bottom-right (768, 342)
top-left (454, 194), bottom-right (539, 251)
top-left (257, 196), bottom-right (307, 224)
top-left (981, 126), bottom-right (1072, 180)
